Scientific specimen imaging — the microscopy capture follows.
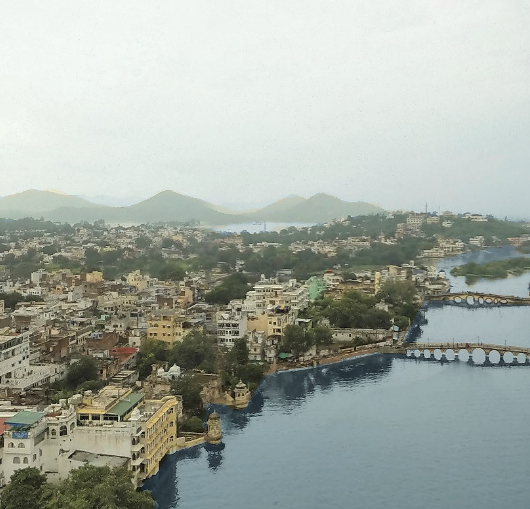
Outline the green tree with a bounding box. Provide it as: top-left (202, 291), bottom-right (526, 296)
top-left (136, 339), bottom-right (169, 379)
top-left (180, 415), bottom-right (204, 432)
top-left (171, 374), bottom-right (203, 417)
top-left (169, 331), bottom-right (216, 371)
top-left (282, 324), bottom-right (314, 358)
top-left (309, 325), bottom-right (333, 348)
top-left (45, 465), bottom-right (153, 509)
top-left (232, 337), bottom-right (249, 366)
top-left (66, 356), bottom-right (99, 390)
top-left (376, 280), bottom-right (417, 308)
top-left (1, 467), bottom-right (49, 509)
top-left (0, 291), bottom-right (43, 310)
top-left (204, 273), bottom-right (252, 304)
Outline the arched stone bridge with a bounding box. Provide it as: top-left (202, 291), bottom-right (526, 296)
top-left (426, 292), bottom-right (530, 306)
top-left (405, 342), bottom-right (530, 365)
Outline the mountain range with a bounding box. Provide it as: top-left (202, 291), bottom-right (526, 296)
top-left (0, 190), bottom-right (384, 225)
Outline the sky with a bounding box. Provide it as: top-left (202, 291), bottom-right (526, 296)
top-left (1, 1), bottom-right (529, 217)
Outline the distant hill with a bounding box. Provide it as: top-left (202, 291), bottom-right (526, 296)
top-left (45, 191), bottom-right (241, 224)
top-left (250, 195), bottom-right (306, 217)
top-left (0, 190), bottom-right (98, 218)
top-left (0, 189), bottom-right (384, 224)
top-left (252, 193), bottom-right (384, 222)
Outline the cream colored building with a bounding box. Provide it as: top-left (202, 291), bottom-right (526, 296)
top-left (0, 388), bottom-right (180, 487)
top-left (148, 309), bottom-right (185, 343)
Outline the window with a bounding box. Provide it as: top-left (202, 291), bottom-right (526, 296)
top-left (33, 454), bottom-right (36, 462)
top-left (18, 443), bottom-right (25, 448)
top-left (51, 429), bottom-right (57, 438)
top-left (8, 442), bottom-right (14, 448)
top-left (13, 457), bottom-right (20, 464)
top-left (60, 425), bottom-right (67, 436)
top-left (23, 457), bottom-right (29, 464)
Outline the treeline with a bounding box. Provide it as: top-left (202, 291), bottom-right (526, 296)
top-left (0, 291), bottom-right (44, 309)
top-left (309, 281), bottom-right (418, 331)
top-left (422, 217), bottom-right (527, 244)
top-left (1, 466), bottom-right (153, 509)
top-left (0, 217), bottom-right (74, 235)
top-left (451, 257), bottom-right (530, 279)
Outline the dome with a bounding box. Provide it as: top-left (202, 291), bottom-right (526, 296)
top-left (168, 364), bottom-right (180, 374)
top-left (208, 411), bottom-right (220, 421)
top-left (235, 380), bottom-right (247, 389)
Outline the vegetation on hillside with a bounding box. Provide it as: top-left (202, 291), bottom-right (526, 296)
top-left (0, 466), bottom-right (153, 509)
top-left (451, 257), bottom-right (530, 281)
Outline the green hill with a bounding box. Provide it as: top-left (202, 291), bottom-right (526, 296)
top-left (254, 193), bottom-right (384, 222)
top-left (0, 190), bottom-right (98, 218)
top-left (0, 189), bottom-right (384, 224)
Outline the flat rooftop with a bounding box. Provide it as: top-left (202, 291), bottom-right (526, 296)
top-left (69, 450), bottom-right (129, 469)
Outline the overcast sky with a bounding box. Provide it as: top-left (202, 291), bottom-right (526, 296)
top-left (1, 1), bottom-right (529, 217)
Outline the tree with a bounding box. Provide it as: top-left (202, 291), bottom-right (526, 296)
top-left (377, 280), bottom-right (417, 308)
top-left (136, 339), bottom-right (169, 379)
top-left (1, 467), bottom-right (49, 509)
top-left (282, 324), bottom-right (314, 358)
top-left (310, 325), bottom-right (333, 348)
top-left (0, 291), bottom-right (44, 310)
top-left (180, 415), bottom-right (204, 433)
top-left (45, 465), bottom-right (153, 509)
top-left (169, 331), bottom-right (216, 371)
top-left (232, 337), bottom-right (249, 366)
top-left (171, 374), bottom-right (203, 417)
top-left (66, 356), bottom-right (99, 390)
top-left (204, 273), bottom-right (252, 305)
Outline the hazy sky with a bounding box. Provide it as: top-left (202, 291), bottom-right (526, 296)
top-left (1, 1), bottom-right (529, 217)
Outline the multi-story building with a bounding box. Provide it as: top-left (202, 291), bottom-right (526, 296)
top-left (216, 301), bottom-right (247, 348)
top-left (147, 309), bottom-right (185, 344)
top-left (0, 329), bottom-right (31, 388)
top-left (0, 389), bottom-right (180, 487)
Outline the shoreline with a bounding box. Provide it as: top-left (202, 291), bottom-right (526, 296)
top-left (266, 343), bottom-right (398, 375)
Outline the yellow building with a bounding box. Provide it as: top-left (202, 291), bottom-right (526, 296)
top-left (75, 387), bottom-right (179, 484)
top-left (147, 309), bottom-right (185, 343)
top-left (85, 270), bottom-right (103, 283)
top-left (135, 396), bottom-right (178, 480)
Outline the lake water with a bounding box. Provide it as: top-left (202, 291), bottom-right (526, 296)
top-left (213, 222), bottom-right (315, 234)
top-left (144, 246), bottom-right (530, 509)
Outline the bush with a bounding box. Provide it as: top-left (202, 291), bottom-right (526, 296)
top-left (180, 416), bottom-right (204, 433)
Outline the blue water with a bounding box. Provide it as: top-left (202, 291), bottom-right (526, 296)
top-left (144, 247), bottom-right (530, 508)
top-left (438, 245), bottom-right (530, 297)
top-left (144, 355), bottom-right (530, 509)
top-left (406, 246), bottom-right (530, 347)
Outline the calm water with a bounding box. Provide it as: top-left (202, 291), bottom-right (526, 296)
top-left (213, 222), bottom-right (315, 234)
top-left (144, 246), bottom-right (530, 509)
top-left (144, 356), bottom-right (530, 509)
top-left (408, 246), bottom-right (530, 347)
top-left (438, 245), bottom-right (530, 297)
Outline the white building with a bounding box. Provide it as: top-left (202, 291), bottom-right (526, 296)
top-left (216, 301), bottom-right (248, 348)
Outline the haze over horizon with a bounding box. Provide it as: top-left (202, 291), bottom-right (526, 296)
top-left (1, 1), bottom-right (529, 218)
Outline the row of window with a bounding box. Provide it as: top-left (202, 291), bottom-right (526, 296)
top-left (12, 450), bottom-right (41, 464)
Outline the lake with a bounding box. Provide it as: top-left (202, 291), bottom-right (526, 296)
top-left (143, 246), bottom-right (530, 509)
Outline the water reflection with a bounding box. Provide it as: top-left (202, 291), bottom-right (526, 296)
top-left (209, 354), bottom-right (394, 433)
top-left (204, 442), bottom-right (225, 472)
top-left (143, 354), bottom-right (394, 506)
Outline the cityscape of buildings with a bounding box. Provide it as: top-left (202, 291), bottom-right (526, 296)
top-left (0, 209), bottom-right (528, 490)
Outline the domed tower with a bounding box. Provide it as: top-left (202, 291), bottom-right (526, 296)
top-left (234, 380), bottom-right (250, 408)
top-left (205, 411), bottom-right (222, 444)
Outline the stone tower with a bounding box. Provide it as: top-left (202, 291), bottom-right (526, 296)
top-left (205, 411), bottom-right (222, 444)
